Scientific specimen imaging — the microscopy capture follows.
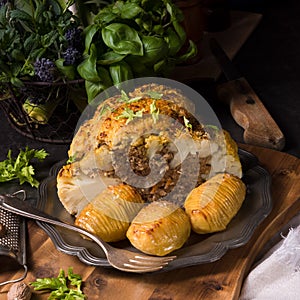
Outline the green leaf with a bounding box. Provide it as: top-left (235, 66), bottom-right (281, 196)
top-left (85, 80), bottom-right (107, 103)
top-left (115, 107), bottom-right (144, 124)
top-left (55, 58), bottom-right (76, 80)
top-left (145, 91), bottom-right (163, 99)
top-left (30, 267), bottom-right (86, 299)
top-left (47, 0), bottom-right (63, 16)
top-left (97, 51), bottom-right (126, 65)
top-left (176, 40), bottom-right (198, 62)
top-left (0, 6), bottom-right (7, 25)
top-left (97, 65), bottom-right (113, 87)
top-left (183, 116), bottom-right (192, 129)
top-left (30, 48), bottom-right (47, 60)
top-left (11, 49), bottom-right (25, 61)
top-left (41, 31), bottom-right (59, 48)
top-left (9, 9), bottom-right (33, 23)
top-left (102, 23), bottom-right (143, 56)
top-left (83, 24), bottom-right (99, 55)
top-left (0, 147), bottom-right (48, 188)
top-left (120, 2), bottom-right (143, 19)
top-left (109, 60), bottom-right (133, 86)
top-left (172, 20), bottom-right (186, 45)
top-left (24, 34), bottom-right (41, 56)
top-left (140, 35), bottom-right (168, 65)
top-left (165, 27), bottom-right (183, 57)
top-left (125, 55), bottom-right (155, 77)
top-left (10, 77), bottom-right (23, 87)
top-left (67, 267), bottom-right (82, 288)
top-left (150, 100), bottom-right (159, 123)
top-left (30, 277), bottom-right (66, 291)
top-left (77, 44), bottom-right (101, 82)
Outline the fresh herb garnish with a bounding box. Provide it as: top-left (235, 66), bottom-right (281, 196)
top-left (150, 100), bottom-right (160, 123)
top-left (183, 116), bottom-right (192, 130)
top-left (30, 267), bottom-right (85, 300)
top-left (66, 155), bottom-right (76, 164)
top-left (0, 147), bottom-right (48, 188)
top-left (205, 124), bottom-right (220, 132)
top-left (119, 90), bottom-right (130, 102)
top-left (119, 90), bottom-right (142, 103)
top-left (115, 107), bottom-right (144, 124)
top-left (98, 104), bottom-right (113, 118)
top-left (145, 91), bottom-right (163, 99)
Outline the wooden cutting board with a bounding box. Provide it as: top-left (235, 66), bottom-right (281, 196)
top-left (1, 145), bottom-right (300, 300)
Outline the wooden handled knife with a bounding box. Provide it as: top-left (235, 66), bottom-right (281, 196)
top-left (210, 38), bottom-right (285, 150)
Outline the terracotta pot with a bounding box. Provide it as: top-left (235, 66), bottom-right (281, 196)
top-left (175, 0), bottom-right (206, 62)
top-left (176, 0), bottom-right (206, 44)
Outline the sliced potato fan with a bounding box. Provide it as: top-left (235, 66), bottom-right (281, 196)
top-left (126, 201), bottom-right (191, 256)
top-left (184, 173), bottom-right (246, 234)
top-left (75, 184), bottom-right (144, 242)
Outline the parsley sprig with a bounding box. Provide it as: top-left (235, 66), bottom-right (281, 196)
top-left (150, 100), bottom-right (160, 123)
top-left (183, 116), bottom-right (192, 129)
top-left (0, 147), bottom-right (48, 188)
top-left (115, 107), bottom-right (144, 124)
top-left (30, 267), bottom-right (85, 300)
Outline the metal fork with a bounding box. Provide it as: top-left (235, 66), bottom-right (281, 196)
top-left (0, 193), bottom-right (176, 273)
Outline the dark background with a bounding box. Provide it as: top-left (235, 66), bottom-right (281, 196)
top-left (194, 0), bottom-right (300, 159)
top-left (0, 0), bottom-right (299, 171)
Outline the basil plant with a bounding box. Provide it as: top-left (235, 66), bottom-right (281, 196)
top-left (77, 0), bottom-right (197, 103)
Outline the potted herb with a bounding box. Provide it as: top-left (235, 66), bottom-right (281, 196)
top-left (76, 0), bottom-right (197, 103)
top-left (0, 0), bottom-right (197, 142)
top-left (0, 0), bottom-right (90, 144)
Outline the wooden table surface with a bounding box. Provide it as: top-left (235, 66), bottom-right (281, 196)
top-left (1, 144), bottom-right (300, 300)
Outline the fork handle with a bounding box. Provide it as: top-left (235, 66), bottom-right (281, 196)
top-left (0, 193), bottom-right (110, 255)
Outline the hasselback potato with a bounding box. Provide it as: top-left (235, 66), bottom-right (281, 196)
top-left (75, 184), bottom-right (144, 242)
top-left (184, 173), bottom-right (246, 234)
top-left (126, 201), bottom-right (191, 256)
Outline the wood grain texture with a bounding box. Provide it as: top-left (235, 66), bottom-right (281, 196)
top-left (217, 78), bottom-right (285, 150)
top-left (0, 145), bottom-right (299, 300)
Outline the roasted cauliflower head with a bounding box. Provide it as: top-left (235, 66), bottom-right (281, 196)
top-left (56, 82), bottom-right (246, 255)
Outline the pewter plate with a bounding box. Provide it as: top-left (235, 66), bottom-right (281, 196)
top-left (36, 149), bottom-right (272, 271)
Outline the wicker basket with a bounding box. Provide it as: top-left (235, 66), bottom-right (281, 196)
top-left (0, 80), bottom-right (87, 144)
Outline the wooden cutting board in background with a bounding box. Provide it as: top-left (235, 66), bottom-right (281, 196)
top-left (0, 145), bottom-right (299, 300)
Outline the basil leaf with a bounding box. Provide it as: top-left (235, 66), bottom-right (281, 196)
top-left (85, 79), bottom-right (107, 104)
top-left (165, 27), bottom-right (183, 57)
top-left (83, 24), bottom-right (99, 54)
top-left (109, 60), bottom-right (133, 86)
top-left (120, 2), bottom-right (143, 19)
top-left (176, 40), bottom-right (198, 62)
top-left (154, 59), bottom-right (174, 76)
top-left (55, 58), bottom-right (76, 80)
top-left (172, 20), bottom-right (186, 45)
top-left (102, 23), bottom-right (143, 56)
top-left (77, 44), bottom-right (101, 82)
top-left (140, 35), bottom-right (168, 65)
top-left (126, 55), bottom-right (156, 77)
top-left (98, 51), bottom-right (126, 65)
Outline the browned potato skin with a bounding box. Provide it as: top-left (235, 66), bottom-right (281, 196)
top-left (184, 173), bottom-right (246, 234)
top-left (127, 201), bottom-right (191, 256)
top-left (75, 184), bottom-right (144, 242)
